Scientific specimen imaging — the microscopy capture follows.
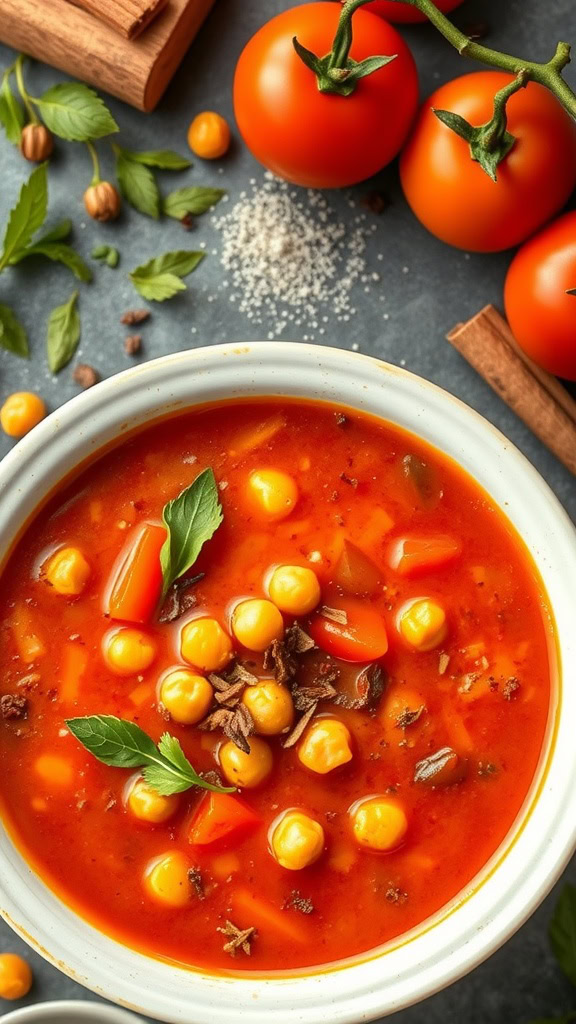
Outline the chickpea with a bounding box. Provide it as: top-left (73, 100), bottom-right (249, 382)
top-left (180, 617), bottom-right (233, 672)
top-left (160, 668), bottom-right (213, 725)
top-left (219, 737), bottom-right (273, 788)
top-left (35, 754), bottom-right (73, 787)
top-left (188, 111), bottom-right (231, 159)
top-left (232, 599), bottom-right (284, 652)
top-left (0, 392), bottom-right (46, 438)
top-left (144, 851), bottom-right (191, 908)
top-left (0, 953), bottom-right (33, 1000)
top-left (242, 681), bottom-right (294, 736)
top-left (20, 123), bottom-right (53, 162)
top-left (270, 810), bottom-right (325, 870)
top-left (399, 598), bottom-right (447, 652)
top-left (127, 778), bottom-right (179, 823)
top-left (351, 797), bottom-right (408, 852)
top-left (248, 469), bottom-right (298, 521)
top-left (104, 628), bottom-right (157, 676)
top-left (268, 565), bottom-right (321, 615)
top-left (44, 546), bottom-right (91, 596)
top-left (298, 718), bottom-right (353, 775)
top-left (84, 181), bottom-right (121, 222)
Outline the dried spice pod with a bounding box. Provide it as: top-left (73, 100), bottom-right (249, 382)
top-left (413, 747), bottom-right (467, 787)
top-left (84, 182), bottom-right (121, 222)
top-left (20, 124), bottom-right (54, 162)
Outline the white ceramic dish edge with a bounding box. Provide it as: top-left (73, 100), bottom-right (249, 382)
top-left (1, 1000), bottom-right (145, 1024)
top-left (0, 342), bottom-right (575, 1024)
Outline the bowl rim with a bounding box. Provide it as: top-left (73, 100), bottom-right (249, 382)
top-left (0, 1001), bottom-right (145, 1023)
top-left (0, 341), bottom-right (575, 1024)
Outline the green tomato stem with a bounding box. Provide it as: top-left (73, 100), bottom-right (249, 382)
top-left (392, 0), bottom-right (576, 119)
top-left (86, 140), bottom-right (101, 186)
top-left (14, 55), bottom-right (38, 125)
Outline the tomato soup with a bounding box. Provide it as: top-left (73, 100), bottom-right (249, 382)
top-left (0, 400), bottom-right (552, 973)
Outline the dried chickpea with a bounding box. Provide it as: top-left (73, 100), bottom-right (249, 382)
top-left (298, 718), bottom-right (353, 774)
top-left (351, 797), bottom-right (408, 852)
top-left (242, 681), bottom-right (294, 735)
top-left (20, 123), bottom-right (53, 162)
top-left (144, 851), bottom-right (191, 908)
top-left (127, 778), bottom-right (179, 824)
top-left (232, 599), bottom-right (284, 652)
top-left (0, 953), bottom-right (33, 1000)
top-left (188, 111), bottom-right (231, 159)
top-left (0, 392), bottom-right (46, 438)
top-left (160, 668), bottom-right (213, 725)
top-left (219, 737), bottom-right (273, 788)
top-left (399, 598), bottom-right (447, 652)
top-left (248, 469), bottom-right (298, 521)
top-left (44, 546), bottom-right (91, 596)
top-left (270, 810), bottom-right (325, 870)
top-left (268, 565), bottom-right (321, 615)
top-left (84, 181), bottom-right (121, 222)
top-left (104, 628), bottom-right (157, 676)
top-left (180, 617), bottom-right (233, 672)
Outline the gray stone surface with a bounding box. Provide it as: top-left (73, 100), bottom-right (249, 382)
top-left (1, 0), bottom-right (575, 1020)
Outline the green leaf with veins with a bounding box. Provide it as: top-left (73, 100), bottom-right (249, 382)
top-left (34, 83), bottom-right (118, 141)
top-left (163, 187), bottom-right (225, 219)
top-left (118, 148), bottom-right (192, 170)
top-left (114, 146), bottom-right (161, 219)
top-left (47, 290), bottom-right (80, 373)
top-left (34, 220), bottom-right (73, 244)
top-left (0, 164), bottom-right (48, 272)
top-left (10, 242), bottom-right (92, 283)
top-left (129, 250), bottom-right (204, 302)
top-left (160, 467), bottom-right (223, 598)
top-left (0, 303), bottom-right (29, 357)
top-left (66, 715), bottom-right (233, 795)
top-left (0, 69), bottom-right (25, 145)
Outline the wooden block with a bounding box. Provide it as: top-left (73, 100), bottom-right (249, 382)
top-left (0, 0), bottom-right (216, 111)
top-left (67, 0), bottom-right (169, 40)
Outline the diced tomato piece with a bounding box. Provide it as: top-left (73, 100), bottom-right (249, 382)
top-left (308, 597), bottom-right (388, 662)
top-left (106, 522), bottom-right (166, 624)
top-left (333, 540), bottom-right (382, 597)
top-left (188, 792), bottom-right (261, 847)
top-left (388, 535), bottom-right (462, 578)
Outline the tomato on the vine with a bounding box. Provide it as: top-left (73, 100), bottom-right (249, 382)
top-left (233, 2), bottom-right (418, 188)
top-left (367, 0), bottom-right (463, 24)
top-left (399, 71), bottom-right (576, 252)
top-left (504, 211), bottom-right (576, 381)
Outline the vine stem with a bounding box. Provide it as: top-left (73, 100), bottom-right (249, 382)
top-left (394, 0), bottom-right (576, 119)
top-left (85, 140), bottom-right (101, 185)
top-left (14, 55), bottom-right (38, 124)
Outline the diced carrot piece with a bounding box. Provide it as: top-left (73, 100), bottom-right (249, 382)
top-left (358, 506), bottom-right (395, 551)
top-left (309, 597), bottom-right (388, 662)
top-left (228, 415), bottom-right (286, 457)
top-left (188, 792), bottom-right (261, 847)
top-left (232, 889), bottom-right (308, 944)
top-left (211, 852), bottom-right (241, 880)
top-left (128, 681), bottom-right (154, 706)
top-left (443, 708), bottom-right (474, 752)
top-left (106, 522), bottom-right (166, 624)
top-left (388, 535), bottom-right (462, 577)
top-left (59, 643), bottom-right (88, 703)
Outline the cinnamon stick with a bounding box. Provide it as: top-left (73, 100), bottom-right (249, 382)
top-left (67, 0), bottom-right (168, 39)
top-left (447, 305), bottom-right (576, 476)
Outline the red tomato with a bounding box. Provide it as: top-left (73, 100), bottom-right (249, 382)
top-left (309, 598), bottom-right (388, 661)
top-left (400, 72), bottom-right (576, 252)
top-left (367, 0), bottom-right (462, 23)
top-left (504, 211), bottom-right (576, 380)
top-left (233, 2), bottom-right (418, 188)
top-left (388, 535), bottom-right (462, 577)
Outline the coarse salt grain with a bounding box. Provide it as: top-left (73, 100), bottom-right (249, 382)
top-left (212, 175), bottom-right (380, 338)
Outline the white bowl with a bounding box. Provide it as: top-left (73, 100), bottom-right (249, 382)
top-left (0, 343), bottom-right (575, 1024)
top-left (2, 1001), bottom-right (144, 1024)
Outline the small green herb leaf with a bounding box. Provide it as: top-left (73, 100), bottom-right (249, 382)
top-left (160, 467), bottom-right (223, 598)
top-left (0, 163), bottom-right (48, 272)
top-left (35, 83), bottom-right (118, 142)
top-left (550, 885), bottom-right (576, 988)
top-left (10, 242), bottom-right (92, 283)
top-left (129, 250), bottom-right (204, 302)
top-left (114, 146), bottom-right (160, 219)
top-left (47, 290), bottom-right (80, 373)
top-left (163, 187), bottom-right (225, 220)
top-left (35, 220), bottom-right (73, 244)
top-left (119, 148), bottom-right (192, 170)
top-left (0, 70), bottom-right (25, 145)
top-left (0, 303), bottom-right (29, 358)
top-left (66, 714), bottom-right (233, 795)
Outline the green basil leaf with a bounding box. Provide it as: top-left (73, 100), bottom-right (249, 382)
top-left (130, 250), bottom-right (204, 302)
top-left (549, 885), bottom-right (576, 987)
top-left (0, 303), bottom-right (29, 358)
top-left (0, 163), bottom-right (48, 272)
top-left (160, 467), bottom-right (223, 597)
top-left (35, 220), bottom-right (73, 244)
top-left (47, 290), bottom-right (80, 373)
top-left (163, 187), bottom-right (225, 220)
top-left (145, 734), bottom-right (233, 795)
top-left (10, 242), bottom-right (92, 283)
top-left (119, 148), bottom-right (192, 170)
top-left (114, 148), bottom-right (160, 219)
top-left (0, 71), bottom-right (25, 145)
top-left (35, 83), bottom-right (118, 141)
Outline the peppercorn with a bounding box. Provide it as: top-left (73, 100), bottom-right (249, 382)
top-left (84, 182), bottom-right (121, 222)
top-left (73, 364), bottom-right (100, 389)
top-left (20, 123), bottom-right (53, 163)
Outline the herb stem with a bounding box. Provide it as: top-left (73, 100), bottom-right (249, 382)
top-left (14, 55), bottom-right (38, 125)
top-left (86, 140), bottom-right (101, 185)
